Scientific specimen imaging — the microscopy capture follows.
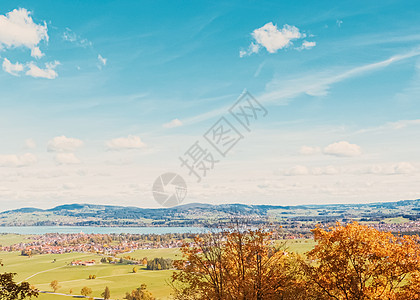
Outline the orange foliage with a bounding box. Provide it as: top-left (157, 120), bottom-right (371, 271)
top-left (171, 224), bottom-right (304, 300)
top-left (304, 222), bottom-right (420, 299)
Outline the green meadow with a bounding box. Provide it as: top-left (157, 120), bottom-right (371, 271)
top-left (0, 235), bottom-right (316, 299)
top-left (0, 250), bottom-right (173, 299)
top-left (0, 234), bottom-right (34, 246)
top-left (117, 248), bottom-right (182, 261)
top-left (281, 238), bottom-right (317, 254)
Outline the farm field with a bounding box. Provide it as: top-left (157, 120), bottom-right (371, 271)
top-left (0, 251), bottom-right (173, 299)
top-left (0, 233), bottom-right (34, 246)
top-left (0, 235), bottom-right (317, 299)
top-left (282, 238), bottom-right (317, 254)
top-left (117, 247), bottom-right (182, 261)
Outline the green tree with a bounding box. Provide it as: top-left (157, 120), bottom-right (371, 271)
top-left (101, 286), bottom-right (111, 300)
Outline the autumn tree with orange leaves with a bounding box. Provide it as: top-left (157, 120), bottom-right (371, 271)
top-left (303, 222), bottom-right (420, 300)
top-left (171, 221), bottom-right (420, 300)
top-left (171, 223), bottom-right (307, 300)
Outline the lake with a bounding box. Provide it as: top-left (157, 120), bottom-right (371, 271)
top-left (0, 226), bottom-right (204, 235)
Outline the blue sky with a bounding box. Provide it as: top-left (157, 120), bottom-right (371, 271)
top-left (0, 0), bottom-right (420, 210)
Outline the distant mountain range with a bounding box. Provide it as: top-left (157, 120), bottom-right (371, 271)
top-left (1, 199), bottom-right (420, 227)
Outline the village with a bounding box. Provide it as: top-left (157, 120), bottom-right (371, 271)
top-left (1, 219), bottom-right (419, 259)
top-left (0, 232), bottom-right (186, 256)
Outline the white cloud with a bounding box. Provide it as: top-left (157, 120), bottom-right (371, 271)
top-left (25, 138), bottom-right (36, 149)
top-left (30, 46), bottom-right (44, 59)
top-left (393, 162), bottom-right (416, 174)
top-left (323, 141), bottom-right (362, 157)
top-left (363, 162), bottom-right (417, 175)
top-left (298, 40), bottom-right (316, 50)
top-left (0, 8), bottom-right (48, 58)
top-left (240, 22), bottom-right (310, 56)
top-left (2, 58), bottom-right (23, 76)
top-left (0, 153), bottom-right (37, 167)
top-left (163, 118), bottom-right (183, 128)
top-left (285, 165), bottom-right (340, 176)
top-left (98, 54), bottom-right (107, 68)
top-left (299, 145), bottom-right (321, 155)
top-left (47, 136), bottom-right (84, 152)
top-left (253, 23), bottom-right (302, 53)
top-left (55, 153), bottom-right (81, 165)
top-left (239, 43), bottom-right (261, 57)
top-left (106, 135), bottom-right (146, 150)
top-left (285, 165), bottom-right (310, 176)
top-left (26, 61), bottom-right (60, 79)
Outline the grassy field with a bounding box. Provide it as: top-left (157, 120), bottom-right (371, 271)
top-left (0, 235), bottom-right (317, 300)
top-left (117, 248), bottom-right (182, 261)
top-left (0, 234), bottom-right (34, 246)
top-left (281, 238), bottom-right (317, 254)
top-left (0, 251), bottom-right (173, 300)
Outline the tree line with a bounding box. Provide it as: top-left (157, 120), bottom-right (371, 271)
top-left (171, 221), bottom-right (420, 300)
top-left (147, 257), bottom-right (173, 270)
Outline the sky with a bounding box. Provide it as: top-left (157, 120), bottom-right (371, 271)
top-left (0, 0), bottom-right (420, 210)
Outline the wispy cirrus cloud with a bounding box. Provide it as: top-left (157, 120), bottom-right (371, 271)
top-left (261, 48), bottom-right (420, 103)
top-left (183, 50), bottom-right (420, 126)
top-left (355, 119), bottom-right (420, 135)
top-left (97, 54), bottom-right (107, 69)
top-left (62, 28), bottom-right (92, 48)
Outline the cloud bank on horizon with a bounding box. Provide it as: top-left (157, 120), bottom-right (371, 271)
top-left (0, 1), bottom-right (419, 210)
